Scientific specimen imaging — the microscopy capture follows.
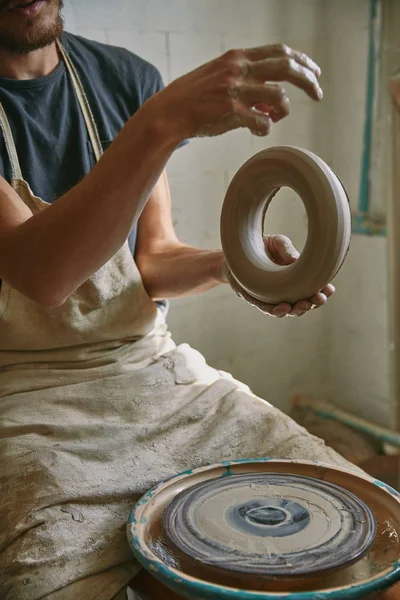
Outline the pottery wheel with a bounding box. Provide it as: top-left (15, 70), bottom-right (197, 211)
top-left (162, 473), bottom-right (376, 578)
top-left (220, 146), bottom-right (351, 305)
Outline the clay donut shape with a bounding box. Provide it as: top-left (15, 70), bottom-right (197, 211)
top-left (220, 146), bottom-right (352, 306)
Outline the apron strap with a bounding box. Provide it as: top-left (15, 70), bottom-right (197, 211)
top-left (0, 40), bottom-right (103, 182)
top-left (0, 102), bottom-right (23, 181)
top-left (56, 40), bottom-right (104, 163)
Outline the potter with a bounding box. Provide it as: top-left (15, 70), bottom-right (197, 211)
top-left (0, 2), bottom-right (396, 600)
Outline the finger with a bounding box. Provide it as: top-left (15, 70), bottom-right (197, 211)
top-left (235, 107), bottom-right (273, 136)
top-left (291, 300), bottom-right (313, 316)
top-left (272, 303), bottom-right (292, 317)
top-left (265, 235), bottom-right (300, 265)
top-left (254, 103), bottom-right (281, 122)
top-left (249, 57), bottom-right (323, 102)
top-left (310, 292), bottom-right (327, 306)
top-left (215, 108), bottom-right (272, 137)
top-left (220, 262), bottom-right (230, 283)
top-left (244, 43), bottom-right (321, 78)
top-left (237, 84), bottom-right (290, 121)
top-left (323, 283), bottom-right (335, 297)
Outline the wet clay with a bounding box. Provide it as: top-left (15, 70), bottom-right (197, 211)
top-left (161, 473), bottom-right (376, 578)
top-left (220, 146), bottom-right (352, 305)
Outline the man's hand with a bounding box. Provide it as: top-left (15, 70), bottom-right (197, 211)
top-left (224, 234), bottom-right (335, 317)
top-left (154, 43), bottom-right (323, 141)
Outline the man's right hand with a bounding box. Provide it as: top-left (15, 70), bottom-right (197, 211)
top-left (154, 43), bottom-right (323, 141)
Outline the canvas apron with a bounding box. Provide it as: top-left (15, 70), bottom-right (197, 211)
top-left (0, 42), bottom-right (359, 600)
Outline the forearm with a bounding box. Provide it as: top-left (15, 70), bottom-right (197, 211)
top-left (0, 98), bottom-right (180, 306)
top-left (136, 244), bottom-right (226, 299)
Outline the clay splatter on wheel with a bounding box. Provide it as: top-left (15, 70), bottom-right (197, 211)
top-left (162, 473), bottom-right (376, 579)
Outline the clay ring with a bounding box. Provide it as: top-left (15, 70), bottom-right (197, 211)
top-left (220, 146), bottom-right (351, 305)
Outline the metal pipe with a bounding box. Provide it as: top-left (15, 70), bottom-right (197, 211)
top-left (387, 72), bottom-right (400, 431)
top-left (356, 0), bottom-right (380, 220)
top-left (293, 396), bottom-right (400, 448)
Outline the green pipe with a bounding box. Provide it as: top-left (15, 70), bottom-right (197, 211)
top-left (294, 397), bottom-right (400, 448)
top-left (313, 407), bottom-right (400, 449)
top-left (357, 0), bottom-right (379, 218)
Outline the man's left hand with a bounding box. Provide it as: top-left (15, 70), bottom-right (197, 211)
top-left (223, 234), bottom-right (335, 317)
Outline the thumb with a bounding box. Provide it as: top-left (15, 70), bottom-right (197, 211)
top-left (265, 234), bottom-right (300, 266)
top-left (220, 261), bottom-right (230, 283)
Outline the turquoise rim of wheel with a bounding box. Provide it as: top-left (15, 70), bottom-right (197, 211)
top-left (126, 458), bottom-right (400, 600)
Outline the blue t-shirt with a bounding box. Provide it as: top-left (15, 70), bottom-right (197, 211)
top-left (0, 31), bottom-right (171, 254)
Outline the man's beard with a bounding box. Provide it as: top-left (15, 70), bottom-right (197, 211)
top-left (0, 0), bottom-right (64, 54)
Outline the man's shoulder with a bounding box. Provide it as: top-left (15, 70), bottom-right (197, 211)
top-left (62, 32), bottom-right (163, 96)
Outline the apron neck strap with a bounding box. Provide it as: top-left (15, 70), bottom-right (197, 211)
top-left (56, 39), bottom-right (103, 162)
top-left (0, 102), bottom-right (23, 181)
top-left (0, 38), bottom-right (104, 181)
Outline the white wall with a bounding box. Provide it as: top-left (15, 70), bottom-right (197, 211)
top-left (321, 0), bottom-right (390, 427)
top-left (63, 0), bottom-right (391, 424)
top-left (62, 0), bottom-right (329, 414)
